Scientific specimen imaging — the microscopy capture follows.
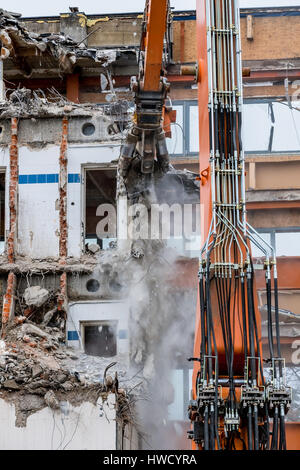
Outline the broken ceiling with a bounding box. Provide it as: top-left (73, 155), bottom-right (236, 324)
top-left (0, 9), bottom-right (137, 78)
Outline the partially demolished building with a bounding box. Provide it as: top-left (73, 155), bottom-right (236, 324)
top-left (0, 8), bottom-right (144, 450)
top-left (0, 5), bottom-right (300, 450)
top-left (0, 7), bottom-right (200, 450)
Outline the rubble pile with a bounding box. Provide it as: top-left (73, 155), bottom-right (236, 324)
top-left (0, 277), bottom-right (139, 429)
top-left (62, 352), bottom-right (129, 385)
top-left (0, 320), bottom-right (99, 395)
top-left (0, 318), bottom-right (137, 427)
top-left (0, 86), bottom-right (132, 126)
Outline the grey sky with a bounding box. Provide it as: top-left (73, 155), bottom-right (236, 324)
top-left (3, 0), bottom-right (300, 18)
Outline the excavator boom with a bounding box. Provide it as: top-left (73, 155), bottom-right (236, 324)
top-left (142, 0), bottom-right (168, 92)
top-left (117, 0), bottom-right (172, 198)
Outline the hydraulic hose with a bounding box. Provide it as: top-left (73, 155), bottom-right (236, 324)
top-left (209, 404), bottom-right (215, 450)
top-left (247, 272), bottom-right (256, 383)
top-left (279, 404), bottom-right (286, 450)
top-left (271, 406), bottom-right (279, 450)
top-left (240, 276), bottom-right (248, 360)
top-left (204, 405), bottom-right (209, 450)
top-left (247, 405), bottom-right (253, 450)
top-left (199, 276), bottom-right (207, 362)
top-left (253, 404), bottom-right (259, 450)
top-left (266, 277), bottom-right (274, 360)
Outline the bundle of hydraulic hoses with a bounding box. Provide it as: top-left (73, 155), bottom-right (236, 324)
top-left (195, 0), bottom-right (286, 450)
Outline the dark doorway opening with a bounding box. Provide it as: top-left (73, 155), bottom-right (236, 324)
top-left (85, 168), bottom-right (117, 251)
top-left (83, 322), bottom-right (117, 357)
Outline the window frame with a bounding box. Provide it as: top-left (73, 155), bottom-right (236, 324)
top-left (81, 163), bottom-right (117, 254)
top-left (243, 97), bottom-right (300, 155)
top-left (252, 227), bottom-right (300, 257)
top-left (168, 366), bottom-right (193, 422)
top-left (168, 100), bottom-right (199, 158)
top-left (80, 320), bottom-right (118, 357)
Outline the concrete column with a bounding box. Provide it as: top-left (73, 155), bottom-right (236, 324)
top-left (58, 117), bottom-right (69, 318)
top-left (7, 117), bottom-right (18, 263)
top-left (59, 117), bottom-right (69, 263)
top-left (1, 272), bottom-right (16, 337)
top-left (0, 59), bottom-right (5, 102)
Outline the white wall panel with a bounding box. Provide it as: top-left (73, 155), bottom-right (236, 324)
top-left (0, 394), bottom-right (116, 450)
top-left (18, 146), bottom-right (60, 258)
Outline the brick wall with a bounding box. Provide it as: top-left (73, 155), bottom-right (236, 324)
top-left (173, 20), bottom-right (197, 63)
top-left (240, 16), bottom-right (300, 61)
top-left (172, 14), bottom-right (300, 63)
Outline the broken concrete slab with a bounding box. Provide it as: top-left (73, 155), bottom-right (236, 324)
top-left (24, 286), bottom-right (49, 308)
top-left (42, 308), bottom-right (57, 326)
top-left (22, 323), bottom-right (52, 342)
top-left (31, 365), bottom-right (43, 379)
top-left (44, 390), bottom-right (60, 410)
top-left (54, 372), bottom-right (68, 384)
top-left (18, 394), bottom-right (44, 412)
top-left (3, 380), bottom-right (21, 390)
top-left (61, 381), bottom-right (73, 392)
top-left (87, 243), bottom-right (100, 254)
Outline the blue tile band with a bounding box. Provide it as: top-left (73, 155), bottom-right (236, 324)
top-left (68, 173), bottom-right (81, 183)
top-left (68, 331), bottom-right (79, 341)
top-left (19, 174), bottom-right (80, 184)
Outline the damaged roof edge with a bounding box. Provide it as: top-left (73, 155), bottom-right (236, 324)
top-left (0, 9), bottom-right (133, 76)
top-left (18, 10), bottom-right (196, 21)
top-left (17, 6), bottom-right (300, 22)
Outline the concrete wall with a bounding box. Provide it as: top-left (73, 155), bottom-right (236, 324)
top-left (87, 17), bottom-right (142, 48)
top-left (248, 208), bottom-right (300, 229)
top-left (0, 115), bottom-right (122, 259)
top-left (22, 14), bottom-right (142, 48)
top-left (0, 394), bottom-right (117, 450)
top-left (3, 142), bottom-right (120, 259)
top-left (0, 116), bottom-right (115, 147)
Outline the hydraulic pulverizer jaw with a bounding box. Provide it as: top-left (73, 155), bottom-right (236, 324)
top-left (119, 76), bottom-right (171, 182)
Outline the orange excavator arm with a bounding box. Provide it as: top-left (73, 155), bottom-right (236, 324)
top-left (142, 0), bottom-right (168, 92)
top-left (117, 0), bottom-right (172, 194)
